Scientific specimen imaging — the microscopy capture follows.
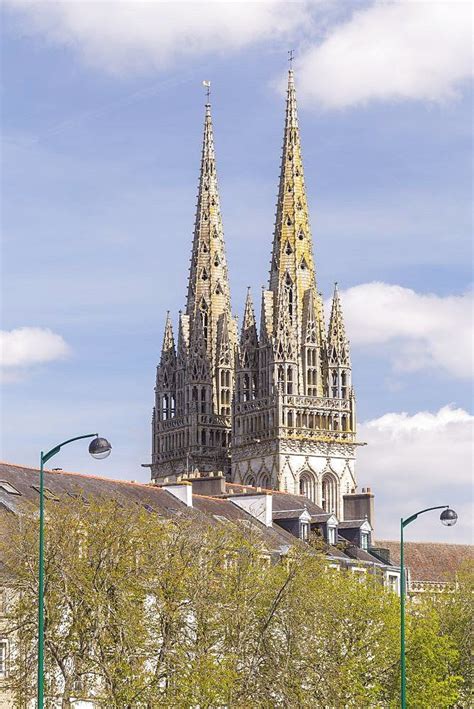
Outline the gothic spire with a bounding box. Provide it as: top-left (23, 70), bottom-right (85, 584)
top-left (269, 69), bottom-right (318, 305)
top-left (185, 100), bottom-right (233, 357)
top-left (240, 288), bottom-right (258, 347)
top-left (160, 312), bottom-right (176, 365)
top-left (328, 283), bottom-right (350, 366)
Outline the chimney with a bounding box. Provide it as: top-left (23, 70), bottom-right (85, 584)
top-left (183, 474), bottom-right (226, 496)
top-left (161, 482), bottom-right (193, 507)
top-left (228, 493), bottom-right (273, 527)
top-left (343, 489), bottom-right (375, 529)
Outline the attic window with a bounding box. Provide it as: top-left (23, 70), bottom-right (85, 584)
top-left (0, 481), bottom-right (21, 496)
top-left (32, 486), bottom-right (59, 501)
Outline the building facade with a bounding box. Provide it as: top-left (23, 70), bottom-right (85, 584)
top-left (152, 70), bottom-right (357, 519)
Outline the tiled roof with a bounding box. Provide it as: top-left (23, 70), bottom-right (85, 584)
top-left (376, 539), bottom-right (473, 582)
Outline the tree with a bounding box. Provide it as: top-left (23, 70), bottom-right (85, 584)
top-left (0, 496), bottom-right (468, 707)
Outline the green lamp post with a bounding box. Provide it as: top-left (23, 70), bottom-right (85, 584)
top-left (400, 505), bottom-right (457, 708)
top-left (37, 434), bottom-right (112, 708)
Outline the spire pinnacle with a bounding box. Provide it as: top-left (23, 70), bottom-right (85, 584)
top-left (328, 283), bottom-right (350, 365)
top-left (160, 312), bottom-right (176, 365)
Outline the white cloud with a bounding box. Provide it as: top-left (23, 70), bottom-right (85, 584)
top-left (4, 0), bottom-right (311, 74)
top-left (329, 283), bottom-right (473, 379)
top-left (358, 405), bottom-right (473, 543)
top-left (295, 0), bottom-right (473, 109)
top-left (0, 327), bottom-right (70, 380)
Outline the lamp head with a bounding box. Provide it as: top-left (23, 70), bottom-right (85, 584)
top-left (440, 508), bottom-right (457, 527)
top-left (89, 436), bottom-right (112, 460)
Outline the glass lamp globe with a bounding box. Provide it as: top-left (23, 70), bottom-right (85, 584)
top-left (440, 508), bottom-right (458, 527)
top-left (88, 437), bottom-right (112, 460)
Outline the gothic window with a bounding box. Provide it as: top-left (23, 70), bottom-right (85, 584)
top-left (170, 395), bottom-right (176, 418)
top-left (215, 282), bottom-right (223, 295)
top-left (284, 241), bottom-right (293, 255)
top-left (201, 430), bottom-right (206, 446)
top-left (287, 183), bottom-right (292, 192)
top-left (322, 474), bottom-right (338, 514)
top-left (214, 254), bottom-right (220, 266)
top-left (201, 242), bottom-right (208, 253)
top-left (298, 228), bottom-right (304, 241)
top-left (277, 365), bottom-right (285, 391)
top-left (201, 268), bottom-right (208, 281)
top-left (162, 395), bottom-right (168, 420)
top-left (299, 473), bottom-right (315, 502)
top-left (300, 257), bottom-right (308, 271)
top-left (252, 374), bottom-right (258, 399)
top-left (200, 387), bottom-right (207, 414)
top-left (286, 366), bottom-right (293, 395)
top-left (243, 374), bottom-right (250, 402)
top-left (341, 371), bottom-right (348, 398)
top-left (286, 215), bottom-right (292, 226)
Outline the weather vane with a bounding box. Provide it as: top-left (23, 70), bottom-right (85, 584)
top-left (202, 80), bottom-right (211, 103)
top-left (288, 49), bottom-right (295, 68)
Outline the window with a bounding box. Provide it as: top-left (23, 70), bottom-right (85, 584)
top-left (0, 481), bottom-right (21, 495)
top-left (32, 486), bottom-right (59, 501)
top-left (360, 532), bottom-right (369, 550)
top-left (0, 640), bottom-right (8, 678)
top-left (327, 525), bottom-right (336, 545)
top-left (300, 522), bottom-right (310, 541)
top-left (387, 574), bottom-right (400, 594)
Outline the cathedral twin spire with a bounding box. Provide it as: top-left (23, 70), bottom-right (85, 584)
top-left (153, 69), bottom-right (352, 482)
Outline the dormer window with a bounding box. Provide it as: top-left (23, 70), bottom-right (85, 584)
top-left (300, 522), bottom-right (310, 541)
top-left (327, 525), bottom-right (336, 545)
top-left (360, 532), bottom-right (369, 550)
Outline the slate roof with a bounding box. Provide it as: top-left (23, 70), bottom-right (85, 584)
top-left (0, 462), bottom-right (294, 554)
top-left (338, 519), bottom-right (368, 529)
top-left (376, 540), bottom-right (473, 583)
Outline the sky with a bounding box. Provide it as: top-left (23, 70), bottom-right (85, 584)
top-left (1, 0), bottom-right (472, 543)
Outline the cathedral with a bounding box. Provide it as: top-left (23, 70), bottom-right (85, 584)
top-left (151, 69), bottom-right (358, 519)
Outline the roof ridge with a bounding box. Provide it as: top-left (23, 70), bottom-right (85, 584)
top-left (0, 461), bottom-right (153, 489)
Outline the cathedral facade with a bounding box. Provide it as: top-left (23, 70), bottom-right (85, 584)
top-left (151, 70), bottom-right (358, 518)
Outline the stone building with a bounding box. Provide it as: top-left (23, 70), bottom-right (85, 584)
top-left (151, 70), bottom-right (358, 520)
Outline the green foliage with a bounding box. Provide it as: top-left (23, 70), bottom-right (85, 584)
top-left (1, 497), bottom-right (469, 708)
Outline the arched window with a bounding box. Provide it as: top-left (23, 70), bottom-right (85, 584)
top-left (322, 474), bottom-right (338, 514)
top-left (299, 472), bottom-right (315, 502)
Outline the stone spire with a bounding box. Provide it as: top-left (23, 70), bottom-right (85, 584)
top-left (160, 312), bottom-right (176, 365)
top-left (186, 100), bottom-right (233, 363)
top-left (240, 289), bottom-right (259, 352)
top-left (269, 69), bottom-right (318, 309)
top-left (328, 283), bottom-right (350, 367)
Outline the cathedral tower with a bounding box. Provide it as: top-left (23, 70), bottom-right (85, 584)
top-left (232, 70), bottom-right (357, 517)
top-left (151, 99), bottom-right (237, 482)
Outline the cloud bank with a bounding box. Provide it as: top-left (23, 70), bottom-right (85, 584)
top-left (5, 1), bottom-right (472, 109)
top-left (330, 283), bottom-right (473, 379)
top-left (296, 0), bottom-right (473, 108)
top-left (4, 0), bottom-right (310, 74)
top-left (359, 405), bottom-right (473, 542)
top-left (1, 327), bottom-right (70, 381)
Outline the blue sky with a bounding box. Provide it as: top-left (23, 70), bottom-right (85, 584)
top-left (1, 1), bottom-right (472, 542)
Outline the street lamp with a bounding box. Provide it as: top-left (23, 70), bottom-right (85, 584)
top-left (37, 433), bottom-right (112, 709)
top-left (400, 505), bottom-right (457, 709)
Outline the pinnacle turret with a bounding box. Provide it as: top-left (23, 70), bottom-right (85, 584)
top-left (160, 312), bottom-right (176, 365)
top-left (328, 283), bottom-right (350, 366)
